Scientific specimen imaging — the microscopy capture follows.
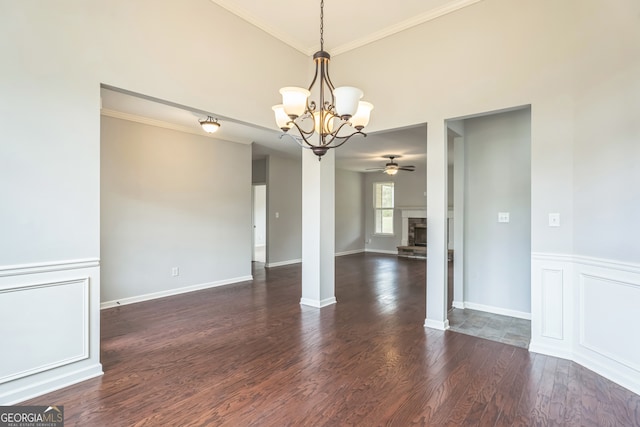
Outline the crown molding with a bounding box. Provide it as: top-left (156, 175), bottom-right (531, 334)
top-left (210, 0), bottom-right (482, 57)
top-left (209, 0), bottom-right (310, 55)
top-left (331, 0), bottom-right (483, 56)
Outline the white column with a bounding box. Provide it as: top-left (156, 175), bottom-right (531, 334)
top-left (300, 148), bottom-right (336, 308)
top-left (425, 120), bottom-right (449, 330)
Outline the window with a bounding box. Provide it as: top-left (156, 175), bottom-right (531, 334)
top-left (374, 182), bottom-right (394, 234)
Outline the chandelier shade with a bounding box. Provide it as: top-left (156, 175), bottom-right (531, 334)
top-left (272, 0), bottom-right (373, 159)
top-left (333, 86), bottom-right (363, 118)
top-left (350, 102), bottom-right (374, 130)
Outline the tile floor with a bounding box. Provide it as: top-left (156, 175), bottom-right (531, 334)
top-left (448, 308), bottom-right (531, 349)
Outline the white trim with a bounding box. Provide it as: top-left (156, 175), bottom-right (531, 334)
top-left (528, 341), bottom-right (572, 361)
top-left (531, 251), bottom-right (640, 396)
top-left (454, 301), bottom-right (531, 320)
top-left (300, 297), bottom-right (337, 308)
top-left (0, 258), bottom-right (100, 277)
top-left (335, 249), bottom-right (365, 257)
top-left (0, 364), bottom-right (103, 406)
top-left (331, 0), bottom-right (483, 55)
top-left (100, 275), bottom-right (253, 309)
top-left (424, 318), bottom-right (450, 331)
top-left (532, 252), bottom-right (640, 274)
top-left (364, 249), bottom-right (398, 255)
top-left (452, 300), bottom-right (465, 309)
top-left (265, 259), bottom-right (302, 268)
top-left (573, 351), bottom-right (640, 397)
top-left (209, 0), bottom-right (483, 56)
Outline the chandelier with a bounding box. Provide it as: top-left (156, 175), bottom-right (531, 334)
top-left (272, 0), bottom-right (373, 159)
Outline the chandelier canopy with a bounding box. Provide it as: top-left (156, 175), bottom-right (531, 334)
top-left (272, 0), bottom-right (373, 159)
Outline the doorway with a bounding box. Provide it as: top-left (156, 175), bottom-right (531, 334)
top-left (446, 107), bottom-right (532, 348)
top-left (252, 184), bottom-right (266, 263)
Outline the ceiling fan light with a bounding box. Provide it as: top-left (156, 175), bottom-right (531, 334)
top-left (385, 166), bottom-right (399, 176)
top-left (199, 116), bottom-right (220, 133)
top-left (279, 87), bottom-right (310, 118)
top-left (351, 101), bottom-right (374, 130)
top-left (272, 105), bottom-right (291, 131)
top-left (334, 86), bottom-right (363, 119)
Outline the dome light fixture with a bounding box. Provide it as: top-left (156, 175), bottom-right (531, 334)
top-left (199, 116), bottom-right (220, 133)
top-left (272, 0), bottom-right (373, 159)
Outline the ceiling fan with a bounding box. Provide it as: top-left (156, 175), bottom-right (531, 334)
top-left (366, 155), bottom-right (415, 175)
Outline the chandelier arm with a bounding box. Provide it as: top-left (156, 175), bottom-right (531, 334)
top-left (323, 131), bottom-right (367, 150)
top-left (287, 121), bottom-right (323, 148)
top-left (287, 116), bottom-right (315, 137)
top-left (280, 132), bottom-right (314, 150)
top-left (321, 124), bottom-right (368, 149)
top-left (307, 62), bottom-right (321, 112)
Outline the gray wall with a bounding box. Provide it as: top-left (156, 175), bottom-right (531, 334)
top-left (335, 169), bottom-right (365, 254)
top-left (252, 158), bottom-right (266, 184)
top-left (266, 155), bottom-right (303, 265)
top-left (264, 155), bottom-right (367, 263)
top-left (100, 116), bottom-right (252, 303)
top-left (364, 166), bottom-right (427, 252)
top-left (463, 108), bottom-right (531, 314)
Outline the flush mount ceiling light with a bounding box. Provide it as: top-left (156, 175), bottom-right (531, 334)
top-left (199, 116), bottom-right (221, 133)
top-left (272, 0), bottom-right (374, 159)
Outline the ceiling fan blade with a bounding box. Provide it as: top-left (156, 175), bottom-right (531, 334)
top-left (398, 167), bottom-right (415, 171)
top-left (365, 167), bottom-right (385, 171)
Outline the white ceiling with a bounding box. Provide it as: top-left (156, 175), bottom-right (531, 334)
top-left (100, 0), bottom-right (475, 171)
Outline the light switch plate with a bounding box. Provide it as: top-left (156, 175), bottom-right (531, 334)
top-left (549, 213), bottom-right (560, 227)
top-left (498, 212), bottom-right (510, 223)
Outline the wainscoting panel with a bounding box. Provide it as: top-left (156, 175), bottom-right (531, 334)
top-left (0, 279), bottom-right (89, 384)
top-left (530, 254), bottom-right (573, 359)
top-left (541, 268), bottom-right (563, 340)
top-left (0, 259), bottom-right (102, 404)
top-left (531, 253), bottom-right (640, 396)
top-left (579, 273), bottom-right (640, 373)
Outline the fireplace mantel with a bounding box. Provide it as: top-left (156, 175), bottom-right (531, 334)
top-left (399, 207), bottom-right (426, 246)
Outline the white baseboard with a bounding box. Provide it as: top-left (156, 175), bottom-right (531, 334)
top-left (452, 300), bottom-right (465, 309)
top-left (364, 249), bottom-right (398, 255)
top-left (528, 341), bottom-right (572, 361)
top-left (458, 301), bottom-right (531, 320)
top-left (265, 259), bottom-right (301, 268)
top-left (335, 249), bottom-right (365, 257)
top-left (100, 275), bottom-right (253, 309)
top-left (573, 350), bottom-right (640, 397)
top-left (1, 363), bottom-right (103, 405)
top-left (300, 297), bottom-right (337, 308)
top-left (424, 318), bottom-right (450, 330)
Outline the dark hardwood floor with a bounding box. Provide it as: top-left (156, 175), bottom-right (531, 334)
top-left (23, 253), bottom-right (640, 426)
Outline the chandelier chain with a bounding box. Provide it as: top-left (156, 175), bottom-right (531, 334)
top-left (320, 0), bottom-right (324, 51)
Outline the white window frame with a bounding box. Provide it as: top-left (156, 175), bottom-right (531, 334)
top-left (373, 182), bottom-right (394, 235)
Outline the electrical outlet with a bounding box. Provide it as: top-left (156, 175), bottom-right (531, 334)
top-left (171, 267), bottom-right (179, 277)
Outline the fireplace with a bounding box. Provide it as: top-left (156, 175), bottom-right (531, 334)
top-left (398, 209), bottom-right (427, 257)
top-left (414, 224), bottom-right (426, 246)
top-left (407, 217), bottom-right (426, 246)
